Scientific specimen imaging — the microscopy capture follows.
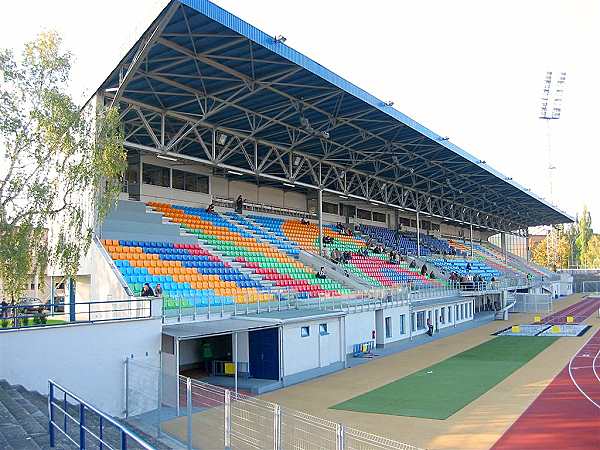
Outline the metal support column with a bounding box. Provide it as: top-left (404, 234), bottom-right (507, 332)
top-left (416, 210), bottom-right (421, 257)
top-left (233, 332), bottom-right (238, 395)
top-left (470, 223), bottom-right (474, 258)
top-left (318, 189), bottom-right (323, 256)
top-left (501, 232), bottom-right (507, 264)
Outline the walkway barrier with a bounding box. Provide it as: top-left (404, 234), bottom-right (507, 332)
top-left (48, 379), bottom-right (154, 449)
top-left (0, 298), bottom-right (152, 330)
top-left (161, 284), bottom-right (464, 322)
top-left (124, 360), bottom-right (425, 450)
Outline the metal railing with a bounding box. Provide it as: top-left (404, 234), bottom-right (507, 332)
top-left (125, 360), bottom-right (425, 450)
top-left (160, 284), bottom-right (462, 322)
top-left (160, 276), bottom-right (540, 322)
top-left (48, 379), bottom-right (155, 449)
top-left (0, 298), bottom-right (152, 330)
top-left (213, 196), bottom-right (315, 219)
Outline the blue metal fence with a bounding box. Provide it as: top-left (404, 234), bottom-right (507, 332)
top-left (48, 380), bottom-right (155, 449)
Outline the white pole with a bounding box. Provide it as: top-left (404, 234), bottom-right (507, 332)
top-left (470, 223), bottom-right (474, 258)
top-left (318, 189), bottom-right (323, 256)
top-left (234, 332), bottom-right (238, 395)
top-left (416, 210), bottom-right (421, 257)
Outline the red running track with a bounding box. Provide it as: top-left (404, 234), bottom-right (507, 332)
top-left (491, 329), bottom-right (600, 450)
top-left (539, 297), bottom-right (600, 324)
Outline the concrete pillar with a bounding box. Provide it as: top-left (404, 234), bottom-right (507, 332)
top-left (318, 189), bottom-right (323, 256)
top-left (501, 232), bottom-right (507, 264)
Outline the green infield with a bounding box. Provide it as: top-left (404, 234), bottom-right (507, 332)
top-left (331, 336), bottom-right (557, 420)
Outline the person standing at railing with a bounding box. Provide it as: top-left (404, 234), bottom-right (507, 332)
top-left (154, 283), bottom-right (163, 297)
top-left (141, 283), bottom-right (155, 297)
top-left (235, 195), bottom-right (244, 214)
top-left (0, 298), bottom-right (7, 318)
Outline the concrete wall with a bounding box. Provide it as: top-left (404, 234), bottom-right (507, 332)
top-left (0, 318), bottom-right (162, 417)
top-left (282, 317), bottom-right (342, 377)
top-left (212, 177), bottom-right (308, 211)
top-left (344, 310), bottom-right (375, 355)
top-left (378, 305), bottom-right (411, 345)
top-left (55, 239), bottom-right (129, 302)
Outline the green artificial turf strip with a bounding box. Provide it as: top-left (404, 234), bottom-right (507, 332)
top-left (331, 336), bottom-right (557, 420)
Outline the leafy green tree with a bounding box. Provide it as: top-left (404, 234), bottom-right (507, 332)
top-left (0, 31), bottom-right (126, 303)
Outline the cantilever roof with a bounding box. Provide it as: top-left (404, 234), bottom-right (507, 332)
top-left (99, 0), bottom-right (572, 229)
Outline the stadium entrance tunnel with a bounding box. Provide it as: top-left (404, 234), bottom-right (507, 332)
top-left (162, 318), bottom-right (282, 392)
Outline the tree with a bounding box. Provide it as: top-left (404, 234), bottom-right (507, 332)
top-left (581, 235), bottom-right (600, 268)
top-left (532, 238), bottom-right (548, 268)
top-left (0, 32), bottom-right (126, 303)
top-left (575, 206), bottom-right (592, 262)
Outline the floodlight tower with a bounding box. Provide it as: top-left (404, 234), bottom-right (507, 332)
top-left (539, 71), bottom-right (566, 200)
top-left (539, 71), bottom-right (566, 269)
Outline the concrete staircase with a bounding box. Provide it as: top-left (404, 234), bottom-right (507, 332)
top-left (0, 380), bottom-right (171, 450)
top-left (101, 200), bottom-right (196, 245)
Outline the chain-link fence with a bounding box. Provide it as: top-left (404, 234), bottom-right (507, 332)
top-left (125, 360), bottom-right (425, 450)
top-left (512, 293), bottom-right (552, 314)
top-left (581, 281), bottom-right (600, 294)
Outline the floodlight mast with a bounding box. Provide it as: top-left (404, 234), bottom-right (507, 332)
top-left (539, 71), bottom-right (566, 268)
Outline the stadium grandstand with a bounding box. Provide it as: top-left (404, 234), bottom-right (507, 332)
top-left (0, 1), bottom-right (580, 449)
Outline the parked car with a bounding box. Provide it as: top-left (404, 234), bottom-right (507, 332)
top-left (17, 297), bottom-right (47, 313)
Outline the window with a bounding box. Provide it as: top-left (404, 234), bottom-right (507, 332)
top-left (416, 311), bottom-right (426, 330)
top-left (357, 208), bottom-right (371, 220)
top-left (455, 305), bottom-right (459, 321)
top-left (142, 163), bottom-right (170, 187)
top-left (319, 323), bottom-right (328, 335)
top-left (461, 304), bottom-right (465, 320)
top-left (447, 307), bottom-right (452, 323)
top-left (399, 217), bottom-right (411, 227)
top-left (322, 202), bottom-right (339, 215)
top-left (440, 308), bottom-right (445, 324)
top-left (411, 313), bottom-right (416, 331)
top-left (373, 211), bottom-right (386, 223)
top-left (399, 315), bottom-right (406, 334)
top-left (172, 169), bottom-right (209, 193)
top-left (469, 303), bottom-right (472, 317)
top-left (385, 317), bottom-right (392, 338)
top-left (301, 326), bottom-right (310, 337)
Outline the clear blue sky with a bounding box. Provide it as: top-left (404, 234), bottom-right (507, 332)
top-left (2, 0), bottom-right (597, 230)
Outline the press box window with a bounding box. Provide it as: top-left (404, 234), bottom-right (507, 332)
top-left (322, 202), bottom-right (339, 215)
top-left (172, 169), bottom-right (209, 194)
top-left (319, 323), bottom-right (328, 335)
top-left (357, 208), bottom-right (371, 220)
top-left (142, 163), bottom-right (170, 187)
top-left (372, 211), bottom-right (386, 223)
top-left (301, 326), bottom-right (310, 337)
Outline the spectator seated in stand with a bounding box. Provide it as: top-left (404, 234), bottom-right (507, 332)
top-left (316, 267), bottom-right (327, 279)
top-left (206, 203), bottom-right (215, 213)
top-left (300, 218), bottom-right (309, 225)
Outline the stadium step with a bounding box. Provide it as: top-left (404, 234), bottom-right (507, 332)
top-left (0, 380), bottom-right (171, 450)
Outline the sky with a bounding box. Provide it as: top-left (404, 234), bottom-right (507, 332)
top-left (1, 0), bottom-right (598, 231)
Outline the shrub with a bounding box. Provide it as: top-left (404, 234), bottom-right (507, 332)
top-left (21, 315), bottom-right (30, 327)
top-left (1, 319), bottom-right (8, 328)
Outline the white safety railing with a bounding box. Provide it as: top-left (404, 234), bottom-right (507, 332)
top-left (125, 360), bottom-right (425, 450)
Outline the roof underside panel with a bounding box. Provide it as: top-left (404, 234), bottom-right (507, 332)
top-left (100, 0), bottom-right (572, 229)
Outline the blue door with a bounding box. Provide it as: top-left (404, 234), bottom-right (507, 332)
top-left (249, 328), bottom-right (279, 380)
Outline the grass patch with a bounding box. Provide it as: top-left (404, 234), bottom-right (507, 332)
top-left (331, 336), bottom-right (557, 419)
